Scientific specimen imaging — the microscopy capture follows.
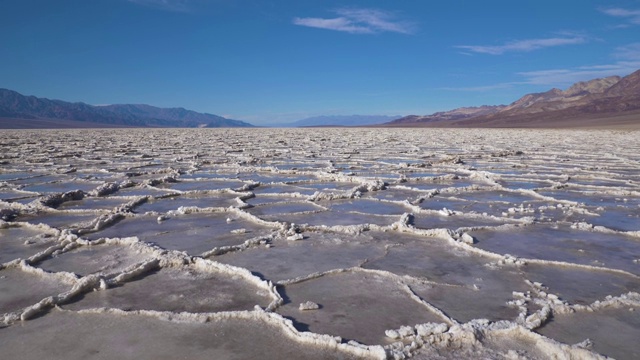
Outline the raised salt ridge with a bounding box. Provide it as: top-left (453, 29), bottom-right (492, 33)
top-left (1, 128), bottom-right (639, 359)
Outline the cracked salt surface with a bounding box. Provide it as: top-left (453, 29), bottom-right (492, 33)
top-left (537, 306), bottom-right (640, 360)
top-left (63, 266), bottom-right (272, 313)
top-left (84, 213), bottom-right (273, 255)
top-left (1, 128), bottom-right (640, 359)
top-left (0, 227), bottom-right (57, 264)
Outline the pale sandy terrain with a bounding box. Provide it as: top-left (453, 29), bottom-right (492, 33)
top-left (1, 128), bottom-right (639, 359)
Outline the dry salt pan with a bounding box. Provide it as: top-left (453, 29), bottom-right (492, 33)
top-left (0, 128), bottom-right (639, 359)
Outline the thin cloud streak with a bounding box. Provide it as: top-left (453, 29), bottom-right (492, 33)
top-left (293, 17), bottom-right (374, 34)
top-left (600, 7), bottom-right (640, 25)
top-left (293, 8), bottom-right (415, 34)
top-left (613, 42), bottom-right (640, 60)
top-left (455, 37), bottom-right (586, 55)
top-left (516, 66), bottom-right (636, 86)
top-left (521, 42), bottom-right (640, 85)
top-left (127, 0), bottom-right (190, 12)
top-left (442, 83), bottom-right (518, 92)
top-left (446, 42), bottom-right (640, 92)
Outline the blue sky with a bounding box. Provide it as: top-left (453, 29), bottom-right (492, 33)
top-left (2, 0), bottom-right (640, 124)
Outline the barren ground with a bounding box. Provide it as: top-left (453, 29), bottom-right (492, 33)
top-left (1, 128), bottom-right (639, 359)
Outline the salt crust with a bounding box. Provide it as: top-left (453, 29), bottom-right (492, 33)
top-left (1, 128), bottom-right (640, 358)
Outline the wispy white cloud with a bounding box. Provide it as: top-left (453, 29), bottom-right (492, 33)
top-left (445, 42), bottom-right (640, 91)
top-left (293, 17), bottom-right (373, 34)
top-left (442, 83), bottom-right (517, 92)
top-left (519, 42), bottom-right (640, 85)
top-left (613, 42), bottom-right (640, 60)
top-left (455, 36), bottom-right (587, 55)
top-left (127, 0), bottom-right (190, 12)
top-left (293, 8), bottom-right (415, 34)
top-left (600, 7), bottom-right (640, 25)
top-left (516, 67), bottom-right (629, 86)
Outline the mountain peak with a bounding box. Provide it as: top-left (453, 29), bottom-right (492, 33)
top-left (388, 105), bottom-right (505, 124)
top-left (604, 69), bottom-right (640, 97)
top-left (381, 68), bottom-right (640, 128)
top-left (563, 76), bottom-right (621, 97)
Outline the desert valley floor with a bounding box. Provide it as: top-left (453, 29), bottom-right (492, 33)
top-left (0, 128), bottom-right (639, 359)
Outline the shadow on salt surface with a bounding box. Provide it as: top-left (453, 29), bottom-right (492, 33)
top-left (35, 244), bottom-right (152, 277)
top-left (134, 193), bottom-right (241, 213)
top-left (396, 170), bottom-right (441, 178)
top-left (0, 268), bottom-right (70, 315)
top-left (0, 309), bottom-right (360, 360)
top-left (278, 271), bottom-right (443, 345)
top-left (247, 202), bottom-right (324, 216)
top-left (410, 334), bottom-right (549, 360)
top-left (587, 207), bottom-right (640, 232)
top-left (537, 190), bottom-right (640, 208)
top-left (410, 282), bottom-right (522, 324)
top-left (0, 172), bottom-right (39, 181)
top-left (114, 186), bottom-right (174, 197)
top-left (470, 225), bottom-right (640, 275)
top-left (401, 179), bottom-right (479, 191)
top-left (476, 330), bottom-right (558, 360)
top-left (275, 162), bottom-right (327, 170)
top-left (21, 181), bottom-right (101, 194)
top-left (363, 187), bottom-right (422, 202)
top-left (347, 171), bottom-right (399, 182)
top-left (362, 232), bottom-right (525, 322)
top-left (570, 179), bottom-right (640, 189)
top-left (236, 173), bottom-right (317, 183)
top-left (56, 197), bottom-right (129, 211)
top-left (412, 213), bottom-right (511, 230)
top-left (3, 197), bottom-right (39, 205)
top-left (215, 233), bottom-right (384, 282)
top-left (178, 171), bottom-right (235, 180)
top-left (0, 227), bottom-right (56, 264)
top-left (159, 180), bottom-right (248, 192)
top-left (252, 184), bottom-right (317, 196)
top-left (16, 212), bottom-right (98, 230)
top-left (0, 188), bottom-right (34, 201)
top-left (7, 175), bottom-right (66, 186)
top-left (497, 178), bottom-right (552, 190)
top-left (323, 198), bottom-right (411, 216)
top-left (522, 263), bottom-right (640, 305)
top-left (537, 308), bottom-right (640, 360)
top-left (74, 171), bottom-right (125, 182)
top-left (298, 182), bottom-right (358, 191)
top-left (245, 195), bottom-right (295, 206)
top-left (419, 191), bottom-right (541, 215)
top-left (85, 214), bottom-right (272, 255)
top-left (417, 195), bottom-right (469, 211)
top-left (64, 267), bottom-right (271, 313)
top-left (262, 210), bottom-right (397, 227)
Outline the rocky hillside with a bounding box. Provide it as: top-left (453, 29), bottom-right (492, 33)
top-left (386, 70), bottom-right (640, 127)
top-left (389, 105), bottom-right (505, 124)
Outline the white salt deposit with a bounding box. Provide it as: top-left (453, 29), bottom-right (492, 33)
top-left (0, 128), bottom-right (639, 359)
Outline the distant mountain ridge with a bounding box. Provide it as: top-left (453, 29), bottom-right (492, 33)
top-left (387, 70), bottom-right (640, 127)
top-left (274, 115), bottom-right (399, 127)
top-left (390, 105), bottom-right (505, 124)
top-left (0, 89), bottom-right (253, 128)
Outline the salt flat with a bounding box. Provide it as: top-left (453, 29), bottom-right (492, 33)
top-left (0, 128), bottom-right (639, 359)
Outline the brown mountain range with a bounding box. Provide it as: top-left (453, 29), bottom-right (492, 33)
top-left (386, 69), bottom-right (640, 128)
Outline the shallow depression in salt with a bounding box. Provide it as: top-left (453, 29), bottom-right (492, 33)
top-left (63, 266), bottom-right (272, 313)
top-left (1, 128), bottom-right (640, 360)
